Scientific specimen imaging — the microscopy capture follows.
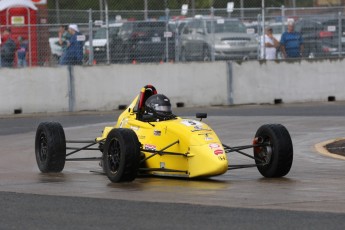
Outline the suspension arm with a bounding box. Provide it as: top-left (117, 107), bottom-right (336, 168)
top-left (223, 143), bottom-right (266, 164)
top-left (66, 138), bottom-right (105, 157)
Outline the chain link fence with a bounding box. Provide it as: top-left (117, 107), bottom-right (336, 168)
top-left (1, 1), bottom-right (345, 67)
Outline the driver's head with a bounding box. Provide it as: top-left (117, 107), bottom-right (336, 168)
top-left (145, 94), bottom-right (173, 120)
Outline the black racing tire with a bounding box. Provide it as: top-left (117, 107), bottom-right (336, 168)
top-left (103, 128), bottom-right (141, 182)
top-left (35, 122), bottom-right (66, 173)
top-left (254, 124), bottom-right (293, 178)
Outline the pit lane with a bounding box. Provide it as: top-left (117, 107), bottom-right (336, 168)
top-left (1, 102), bottom-right (345, 228)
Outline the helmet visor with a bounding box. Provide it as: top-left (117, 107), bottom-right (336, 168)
top-left (154, 105), bottom-right (172, 113)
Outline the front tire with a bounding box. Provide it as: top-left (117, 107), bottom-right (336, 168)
top-left (35, 122), bottom-right (66, 173)
top-left (103, 129), bottom-right (141, 182)
top-left (254, 124), bottom-right (293, 178)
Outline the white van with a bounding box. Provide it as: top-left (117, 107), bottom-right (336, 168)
top-left (84, 22), bottom-right (123, 63)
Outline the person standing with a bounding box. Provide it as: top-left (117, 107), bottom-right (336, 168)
top-left (60, 24), bottom-right (84, 65)
top-left (16, 36), bottom-right (28, 67)
top-left (0, 28), bottom-right (16, 67)
top-left (57, 25), bottom-right (71, 65)
top-left (261, 27), bottom-right (279, 60)
top-left (280, 20), bottom-right (304, 58)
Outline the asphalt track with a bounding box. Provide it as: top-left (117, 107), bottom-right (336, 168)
top-left (1, 102), bottom-right (345, 229)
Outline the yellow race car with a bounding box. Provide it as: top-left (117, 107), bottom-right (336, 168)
top-left (35, 85), bottom-right (293, 183)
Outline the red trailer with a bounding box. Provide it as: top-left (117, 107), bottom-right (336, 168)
top-left (0, 0), bottom-right (38, 66)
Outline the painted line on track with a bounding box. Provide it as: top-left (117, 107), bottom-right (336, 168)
top-left (314, 138), bottom-right (345, 161)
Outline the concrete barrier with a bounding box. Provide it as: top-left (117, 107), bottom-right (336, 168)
top-left (230, 59), bottom-right (345, 104)
top-left (0, 59), bottom-right (344, 115)
top-left (0, 67), bottom-right (69, 115)
top-left (73, 62), bottom-right (229, 111)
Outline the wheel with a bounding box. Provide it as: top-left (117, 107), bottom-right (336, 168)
top-left (253, 124), bottom-right (293, 178)
top-left (202, 46), bottom-right (211, 62)
top-left (103, 128), bottom-right (141, 182)
top-left (35, 122), bottom-right (66, 173)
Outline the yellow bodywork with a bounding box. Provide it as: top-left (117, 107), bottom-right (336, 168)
top-left (97, 95), bottom-right (228, 178)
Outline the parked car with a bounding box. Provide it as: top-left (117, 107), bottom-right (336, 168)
top-left (179, 17), bottom-right (258, 61)
top-left (321, 18), bottom-right (345, 56)
top-left (84, 22), bottom-right (123, 63)
top-left (294, 18), bottom-right (342, 58)
top-left (110, 21), bottom-right (175, 63)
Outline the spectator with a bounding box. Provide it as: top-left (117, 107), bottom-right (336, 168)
top-left (60, 24), bottom-right (84, 65)
top-left (16, 36), bottom-right (28, 67)
top-left (261, 27), bottom-right (279, 60)
top-left (57, 25), bottom-right (71, 65)
top-left (280, 20), bottom-right (304, 58)
top-left (0, 28), bottom-right (16, 67)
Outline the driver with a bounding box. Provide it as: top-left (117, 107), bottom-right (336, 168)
top-left (142, 94), bottom-right (176, 121)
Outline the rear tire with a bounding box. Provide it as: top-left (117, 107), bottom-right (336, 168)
top-left (35, 122), bottom-right (66, 173)
top-left (103, 129), bottom-right (141, 182)
top-left (254, 124), bottom-right (293, 178)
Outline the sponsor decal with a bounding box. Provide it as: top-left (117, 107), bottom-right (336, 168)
top-left (154, 130), bottom-right (161, 136)
top-left (214, 149), bottom-right (224, 155)
top-left (194, 125), bottom-right (203, 130)
top-left (160, 162), bottom-right (165, 168)
top-left (209, 143), bottom-right (220, 149)
top-left (144, 144), bottom-right (156, 151)
top-left (218, 156), bottom-right (226, 161)
top-left (205, 137), bottom-right (213, 141)
top-left (119, 118), bottom-right (128, 128)
top-left (130, 126), bottom-right (139, 131)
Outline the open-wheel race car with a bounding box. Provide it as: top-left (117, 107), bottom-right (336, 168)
top-left (35, 85), bottom-right (293, 183)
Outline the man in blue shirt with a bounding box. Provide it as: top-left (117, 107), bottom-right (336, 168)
top-left (280, 20), bottom-right (304, 58)
top-left (60, 24), bottom-right (84, 65)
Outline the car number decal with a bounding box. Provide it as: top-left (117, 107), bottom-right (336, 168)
top-left (181, 119), bottom-right (202, 127)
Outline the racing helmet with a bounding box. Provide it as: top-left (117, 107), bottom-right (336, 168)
top-left (144, 94), bottom-right (174, 120)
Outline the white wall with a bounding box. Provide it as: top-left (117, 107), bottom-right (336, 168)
top-left (73, 62), bottom-right (229, 111)
top-left (0, 67), bottom-right (69, 114)
top-left (231, 59), bottom-right (345, 104)
top-left (0, 59), bottom-right (344, 115)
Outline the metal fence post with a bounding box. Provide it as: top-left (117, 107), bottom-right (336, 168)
top-left (338, 11), bottom-right (342, 58)
top-left (258, 14), bottom-right (263, 60)
top-left (261, 1), bottom-right (265, 60)
top-left (88, 9), bottom-right (94, 65)
top-left (211, 7), bottom-right (215, 62)
top-left (165, 8), bottom-right (169, 62)
top-left (68, 65), bottom-right (75, 112)
top-left (281, 5), bottom-right (286, 33)
top-left (105, 0), bottom-right (110, 65)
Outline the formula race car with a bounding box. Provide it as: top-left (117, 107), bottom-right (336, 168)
top-left (35, 85), bottom-right (293, 183)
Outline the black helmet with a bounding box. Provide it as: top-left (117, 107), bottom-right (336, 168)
top-left (145, 94), bottom-right (174, 120)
